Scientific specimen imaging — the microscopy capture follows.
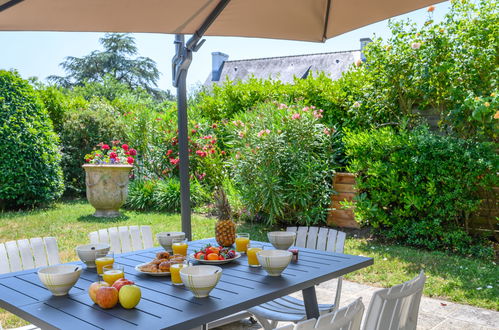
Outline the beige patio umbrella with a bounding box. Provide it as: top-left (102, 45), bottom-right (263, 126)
top-left (0, 0), bottom-right (444, 241)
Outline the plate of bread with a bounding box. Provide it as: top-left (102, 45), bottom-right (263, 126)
top-left (135, 251), bottom-right (186, 276)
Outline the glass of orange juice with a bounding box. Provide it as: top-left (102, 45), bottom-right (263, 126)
top-left (172, 238), bottom-right (188, 256)
top-left (102, 264), bottom-right (124, 285)
top-left (247, 243), bottom-right (263, 267)
top-left (95, 251), bottom-right (114, 275)
top-left (170, 261), bottom-right (186, 286)
top-left (235, 233), bottom-right (250, 253)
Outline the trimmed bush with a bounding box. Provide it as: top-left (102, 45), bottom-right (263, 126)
top-left (0, 70), bottom-right (64, 208)
top-left (344, 127), bottom-right (497, 258)
top-left (60, 100), bottom-right (126, 194)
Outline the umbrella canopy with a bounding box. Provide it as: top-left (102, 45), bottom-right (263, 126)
top-left (1, 0), bottom-right (443, 41)
top-left (0, 0), bottom-right (443, 241)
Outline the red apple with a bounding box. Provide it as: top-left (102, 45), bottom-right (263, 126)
top-left (88, 281), bottom-right (110, 304)
top-left (96, 286), bottom-right (119, 309)
top-left (112, 278), bottom-right (134, 292)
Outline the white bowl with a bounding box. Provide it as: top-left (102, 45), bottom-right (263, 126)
top-left (156, 232), bottom-right (185, 252)
top-left (257, 250), bottom-right (293, 276)
top-left (180, 265), bottom-right (222, 298)
top-left (38, 265), bottom-right (83, 296)
top-left (76, 243), bottom-right (110, 268)
top-left (267, 231), bottom-right (296, 250)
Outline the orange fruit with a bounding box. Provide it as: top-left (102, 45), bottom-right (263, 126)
top-left (207, 253), bottom-right (219, 260)
top-left (209, 247), bottom-right (220, 254)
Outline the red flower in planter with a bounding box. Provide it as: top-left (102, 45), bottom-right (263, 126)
top-left (128, 148), bottom-right (137, 156)
top-left (122, 144), bottom-right (129, 151)
top-left (166, 149), bottom-right (173, 156)
top-left (109, 152), bottom-right (118, 159)
top-left (170, 158), bottom-right (180, 165)
top-left (101, 144), bottom-right (110, 150)
top-left (127, 157), bottom-right (134, 164)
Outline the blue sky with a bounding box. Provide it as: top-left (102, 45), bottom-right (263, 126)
top-left (0, 2), bottom-right (449, 93)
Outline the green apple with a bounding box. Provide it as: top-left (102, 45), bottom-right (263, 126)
top-left (119, 284), bottom-right (141, 309)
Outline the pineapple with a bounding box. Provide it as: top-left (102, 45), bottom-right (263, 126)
top-left (214, 188), bottom-right (236, 247)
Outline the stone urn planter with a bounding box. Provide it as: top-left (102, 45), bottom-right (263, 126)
top-left (83, 164), bottom-right (133, 217)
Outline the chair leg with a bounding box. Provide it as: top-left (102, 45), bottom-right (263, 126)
top-left (270, 320), bottom-right (278, 328)
top-left (251, 314), bottom-right (277, 330)
top-left (333, 276), bottom-right (343, 312)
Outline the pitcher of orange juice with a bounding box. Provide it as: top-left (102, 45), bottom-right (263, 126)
top-left (235, 233), bottom-right (250, 253)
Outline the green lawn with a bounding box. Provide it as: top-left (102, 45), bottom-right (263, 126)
top-left (1, 200), bottom-right (497, 328)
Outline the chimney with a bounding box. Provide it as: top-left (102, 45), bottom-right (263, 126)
top-left (211, 52), bottom-right (229, 81)
top-left (360, 38), bottom-right (372, 62)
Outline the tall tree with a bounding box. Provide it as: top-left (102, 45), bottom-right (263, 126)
top-left (49, 33), bottom-right (161, 95)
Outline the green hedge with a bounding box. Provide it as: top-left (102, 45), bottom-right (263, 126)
top-left (0, 71), bottom-right (64, 208)
top-left (344, 127), bottom-right (497, 258)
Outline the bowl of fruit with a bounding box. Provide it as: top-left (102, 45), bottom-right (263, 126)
top-left (190, 244), bottom-right (241, 264)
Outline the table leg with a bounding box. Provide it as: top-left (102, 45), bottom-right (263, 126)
top-left (302, 286), bottom-right (320, 319)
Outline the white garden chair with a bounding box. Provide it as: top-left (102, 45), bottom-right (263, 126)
top-left (0, 237), bottom-right (60, 330)
top-left (0, 237), bottom-right (60, 274)
top-left (275, 298), bottom-right (365, 330)
top-left (362, 271), bottom-right (426, 330)
top-left (248, 226), bottom-right (347, 330)
top-left (89, 225), bottom-right (154, 253)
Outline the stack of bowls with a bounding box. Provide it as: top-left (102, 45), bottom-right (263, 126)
top-left (38, 265), bottom-right (83, 296)
top-left (267, 231), bottom-right (296, 250)
top-left (76, 243), bottom-right (110, 268)
top-left (180, 265), bottom-right (222, 298)
top-left (157, 232), bottom-right (185, 252)
top-left (257, 250), bottom-right (293, 276)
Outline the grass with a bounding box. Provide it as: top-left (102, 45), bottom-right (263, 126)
top-left (1, 200), bottom-right (498, 327)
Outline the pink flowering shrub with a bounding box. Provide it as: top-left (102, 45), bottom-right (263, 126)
top-left (228, 102), bottom-right (337, 226)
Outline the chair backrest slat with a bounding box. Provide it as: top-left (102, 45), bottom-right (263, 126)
top-left (305, 227), bottom-right (319, 249)
top-left (5, 241), bottom-right (22, 272)
top-left (30, 238), bottom-right (48, 268)
top-left (44, 237), bottom-right (60, 265)
top-left (295, 227), bottom-right (309, 248)
top-left (129, 225), bottom-right (142, 251)
top-left (0, 243), bottom-right (10, 274)
top-left (119, 226), bottom-right (133, 252)
top-left (0, 237), bottom-right (60, 274)
top-left (316, 227), bottom-right (329, 251)
top-left (89, 226), bottom-right (153, 254)
top-left (89, 231), bottom-right (99, 244)
top-left (326, 229), bottom-right (338, 252)
top-left (293, 318), bottom-right (316, 330)
top-left (107, 227), bottom-right (121, 253)
top-left (335, 231), bottom-right (346, 254)
top-left (141, 226), bottom-right (154, 249)
top-left (17, 239), bottom-right (35, 270)
top-left (363, 271), bottom-right (426, 330)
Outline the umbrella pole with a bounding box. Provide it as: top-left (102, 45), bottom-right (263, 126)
top-left (172, 0), bottom-right (231, 241)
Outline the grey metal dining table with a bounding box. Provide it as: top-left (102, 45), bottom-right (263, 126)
top-left (0, 238), bottom-right (373, 330)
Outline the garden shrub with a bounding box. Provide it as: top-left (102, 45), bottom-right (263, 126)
top-left (344, 127), bottom-right (497, 258)
top-left (0, 70), bottom-right (64, 208)
top-left (126, 178), bottom-right (209, 212)
top-left (361, 0), bottom-right (498, 141)
top-left (229, 102), bottom-right (336, 226)
top-left (60, 100), bottom-right (126, 194)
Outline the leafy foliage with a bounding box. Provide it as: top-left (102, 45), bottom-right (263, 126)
top-left (229, 102), bottom-right (337, 226)
top-left (344, 127), bottom-right (497, 258)
top-left (126, 178), bottom-right (209, 212)
top-left (361, 0), bottom-right (498, 140)
top-left (59, 100), bottom-right (126, 194)
top-left (48, 33), bottom-right (167, 99)
top-left (0, 70), bottom-right (64, 208)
